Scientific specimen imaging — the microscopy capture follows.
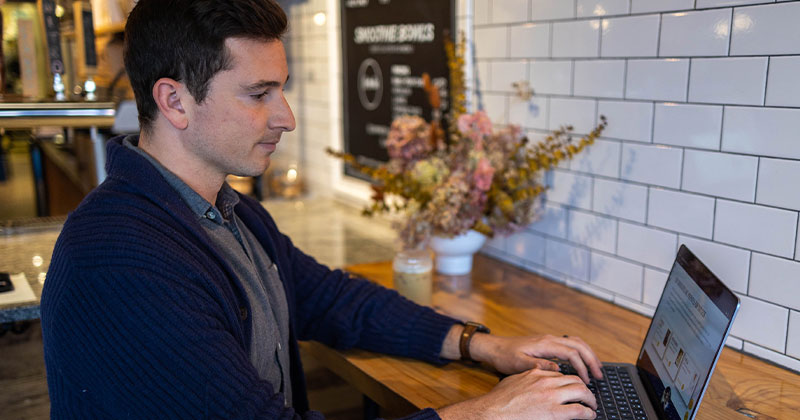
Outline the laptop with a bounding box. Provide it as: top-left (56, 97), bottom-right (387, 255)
top-left (561, 245), bottom-right (740, 420)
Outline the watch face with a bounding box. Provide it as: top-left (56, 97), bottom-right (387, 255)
top-left (467, 321), bottom-right (490, 333)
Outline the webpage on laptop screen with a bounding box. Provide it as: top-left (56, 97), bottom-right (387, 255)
top-left (639, 264), bottom-right (730, 420)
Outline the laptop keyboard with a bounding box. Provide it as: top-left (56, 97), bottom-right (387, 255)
top-left (559, 363), bottom-right (649, 420)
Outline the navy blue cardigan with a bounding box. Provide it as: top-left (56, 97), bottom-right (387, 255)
top-left (41, 136), bottom-right (458, 419)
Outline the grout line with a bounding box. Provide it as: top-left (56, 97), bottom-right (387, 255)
top-left (746, 251), bottom-right (754, 295)
top-left (718, 106), bottom-right (726, 151)
top-left (727, 7), bottom-right (734, 57)
top-left (649, 102), bottom-right (656, 143)
top-left (655, 13), bottom-right (663, 58)
top-left (754, 157), bottom-right (761, 204)
top-left (711, 198), bottom-right (718, 242)
top-left (763, 56), bottom-right (771, 107)
top-left (685, 58), bottom-right (693, 102)
top-left (795, 212), bottom-right (800, 260)
top-left (679, 148), bottom-right (686, 190)
top-left (623, 59), bottom-right (629, 99)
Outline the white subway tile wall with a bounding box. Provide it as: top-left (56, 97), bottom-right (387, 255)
top-left (643, 268), bottom-right (668, 306)
top-left (284, 0), bottom-right (800, 372)
top-left (749, 253), bottom-right (800, 311)
top-left (552, 20), bottom-right (601, 58)
top-left (545, 239), bottom-right (591, 281)
top-left (722, 106), bottom-right (800, 159)
top-left (756, 158), bottom-right (800, 211)
top-left (471, 0), bottom-right (800, 370)
top-left (490, 60), bottom-right (528, 92)
top-left (648, 188), bottom-right (715, 238)
top-left (578, 0), bottom-right (630, 18)
top-left (631, 0), bottom-right (694, 13)
top-left (569, 210), bottom-right (618, 254)
top-left (653, 103), bottom-right (723, 150)
top-left (601, 15), bottom-right (660, 58)
top-left (730, 2), bottom-right (800, 56)
top-left (574, 60), bottom-right (626, 98)
top-left (592, 178), bottom-right (648, 223)
top-left (796, 223), bottom-right (800, 261)
top-left (617, 222), bottom-right (678, 270)
top-left (678, 236), bottom-right (751, 294)
top-left (590, 252), bottom-right (644, 300)
top-left (697, 0), bottom-right (774, 8)
top-left (530, 60), bottom-right (573, 95)
top-left (570, 138), bottom-right (621, 178)
top-left (492, 0), bottom-right (529, 24)
top-left (547, 170), bottom-right (594, 210)
top-left (620, 143), bottom-right (683, 188)
top-left (765, 56), bottom-right (800, 107)
top-left (660, 9), bottom-right (731, 57)
top-left (714, 200), bottom-right (797, 258)
top-left (731, 295), bottom-right (788, 353)
top-left (789, 311), bottom-right (800, 359)
top-left (549, 97), bottom-right (597, 134)
top-left (509, 96), bottom-right (548, 130)
top-left (531, 0), bottom-right (575, 21)
top-left (597, 100), bottom-right (653, 142)
top-left (510, 23), bottom-right (550, 58)
top-left (688, 57), bottom-right (768, 105)
top-left (626, 59), bottom-right (690, 102)
top-left (530, 203), bottom-right (569, 238)
top-left (681, 149), bottom-right (758, 202)
top-left (507, 230), bottom-right (547, 266)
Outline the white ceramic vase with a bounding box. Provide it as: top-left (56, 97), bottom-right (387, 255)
top-left (429, 230), bottom-right (487, 275)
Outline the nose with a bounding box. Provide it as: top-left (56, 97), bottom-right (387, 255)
top-left (272, 94), bottom-right (296, 132)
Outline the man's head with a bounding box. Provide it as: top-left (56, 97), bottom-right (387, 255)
top-left (124, 0), bottom-right (288, 132)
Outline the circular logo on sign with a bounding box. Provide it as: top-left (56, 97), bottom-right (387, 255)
top-left (357, 58), bottom-right (382, 111)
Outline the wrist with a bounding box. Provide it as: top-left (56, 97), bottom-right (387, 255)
top-left (459, 321), bottom-right (491, 364)
top-left (466, 331), bottom-right (493, 364)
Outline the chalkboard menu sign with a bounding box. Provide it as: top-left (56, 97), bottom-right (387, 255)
top-left (341, 0), bottom-right (454, 177)
top-left (39, 0), bottom-right (64, 75)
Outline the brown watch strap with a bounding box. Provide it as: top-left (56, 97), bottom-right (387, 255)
top-left (459, 322), bottom-right (489, 363)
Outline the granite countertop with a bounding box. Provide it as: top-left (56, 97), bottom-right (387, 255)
top-left (0, 198), bottom-right (396, 323)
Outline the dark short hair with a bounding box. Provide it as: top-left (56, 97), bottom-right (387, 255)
top-left (123, 0), bottom-right (288, 132)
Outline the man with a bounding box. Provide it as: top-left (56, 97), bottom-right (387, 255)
top-left (41, 1), bottom-right (602, 419)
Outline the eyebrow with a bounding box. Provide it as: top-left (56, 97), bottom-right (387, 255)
top-left (242, 75), bottom-right (291, 91)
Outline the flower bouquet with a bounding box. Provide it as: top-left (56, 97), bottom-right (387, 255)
top-left (328, 37), bottom-right (607, 250)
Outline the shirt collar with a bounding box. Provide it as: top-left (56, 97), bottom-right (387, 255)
top-left (123, 135), bottom-right (238, 224)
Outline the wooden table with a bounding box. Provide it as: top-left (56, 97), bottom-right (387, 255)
top-left (301, 254), bottom-right (800, 420)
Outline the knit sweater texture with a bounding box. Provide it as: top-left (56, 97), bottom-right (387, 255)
top-left (41, 136), bottom-right (458, 419)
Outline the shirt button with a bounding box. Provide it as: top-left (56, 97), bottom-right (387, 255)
top-left (278, 343), bottom-right (282, 350)
top-left (206, 211), bottom-right (216, 220)
top-left (239, 307), bottom-right (247, 320)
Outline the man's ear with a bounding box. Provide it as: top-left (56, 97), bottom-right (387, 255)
top-left (152, 78), bottom-right (190, 130)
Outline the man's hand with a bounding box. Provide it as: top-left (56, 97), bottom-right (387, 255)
top-left (437, 368), bottom-right (597, 420)
top-left (472, 333), bottom-right (604, 384)
top-left (439, 325), bottom-right (603, 384)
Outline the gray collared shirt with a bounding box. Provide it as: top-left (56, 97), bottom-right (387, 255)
top-left (124, 136), bottom-right (292, 406)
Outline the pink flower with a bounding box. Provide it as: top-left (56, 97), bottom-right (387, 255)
top-left (457, 111), bottom-right (493, 137)
top-left (385, 116), bottom-right (431, 164)
top-left (473, 157), bottom-right (494, 191)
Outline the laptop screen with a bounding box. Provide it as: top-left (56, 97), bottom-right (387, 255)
top-left (635, 245), bottom-right (739, 420)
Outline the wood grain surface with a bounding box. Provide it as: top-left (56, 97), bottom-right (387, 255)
top-left (301, 254), bottom-right (800, 420)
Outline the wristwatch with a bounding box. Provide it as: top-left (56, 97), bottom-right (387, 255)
top-left (459, 321), bottom-right (490, 363)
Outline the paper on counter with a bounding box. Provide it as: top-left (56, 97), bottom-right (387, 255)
top-left (0, 273), bottom-right (37, 306)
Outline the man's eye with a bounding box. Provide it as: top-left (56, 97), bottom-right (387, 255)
top-left (251, 91), bottom-right (269, 100)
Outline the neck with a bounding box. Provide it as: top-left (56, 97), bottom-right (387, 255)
top-left (138, 130), bottom-right (224, 204)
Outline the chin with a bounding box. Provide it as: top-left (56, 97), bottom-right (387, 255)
top-left (233, 160), bottom-right (271, 178)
